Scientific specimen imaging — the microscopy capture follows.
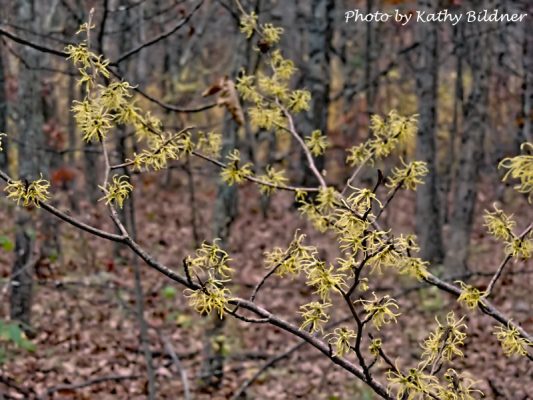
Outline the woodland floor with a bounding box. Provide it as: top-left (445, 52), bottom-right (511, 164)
top-left (0, 167), bottom-right (531, 399)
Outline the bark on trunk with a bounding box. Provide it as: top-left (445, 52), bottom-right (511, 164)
top-left (414, 0), bottom-right (444, 264)
top-left (0, 41), bottom-right (7, 171)
top-left (10, 0), bottom-right (45, 332)
top-left (301, 0), bottom-right (334, 188)
top-left (445, 1), bottom-right (491, 274)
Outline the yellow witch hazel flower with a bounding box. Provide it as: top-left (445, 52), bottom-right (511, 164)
top-left (220, 149), bottom-right (253, 185)
top-left (386, 367), bottom-right (438, 400)
top-left (236, 74), bottom-right (261, 104)
top-left (504, 236), bottom-right (532, 259)
top-left (316, 186), bottom-right (338, 211)
top-left (240, 11), bottom-right (258, 38)
top-left (99, 81), bottom-right (134, 111)
top-left (263, 231), bottom-right (317, 277)
top-left (358, 293), bottom-right (400, 330)
top-left (261, 23), bottom-right (284, 46)
top-left (4, 175), bottom-right (50, 207)
top-left (298, 201), bottom-right (329, 232)
top-left (270, 50), bottom-right (296, 79)
top-left (367, 243), bottom-right (400, 274)
top-left (456, 281), bottom-right (486, 310)
top-left (421, 312), bottom-right (467, 365)
top-left (325, 327), bottom-right (357, 357)
top-left (287, 90), bottom-right (311, 113)
top-left (397, 257), bottom-right (429, 281)
top-left (184, 275), bottom-right (231, 318)
top-left (306, 261), bottom-right (346, 301)
top-left (437, 369), bottom-right (484, 400)
top-left (393, 234), bottom-right (420, 254)
top-left (249, 105), bottom-right (285, 130)
top-left (99, 175), bottom-right (132, 208)
top-left (483, 204), bottom-right (515, 241)
top-left (346, 111), bottom-right (418, 168)
top-left (72, 99), bottom-right (114, 142)
top-left (299, 301), bottom-right (330, 333)
top-left (346, 187), bottom-right (382, 214)
top-left (187, 239), bottom-right (233, 278)
top-left (369, 337), bottom-right (382, 356)
top-left (305, 130), bottom-right (329, 157)
top-left (346, 141), bottom-right (372, 167)
top-left (258, 165), bottom-right (288, 195)
top-left (258, 72), bottom-right (288, 100)
top-left (494, 323), bottom-right (532, 357)
top-left (499, 142), bottom-right (533, 201)
top-left (196, 131), bottom-right (222, 158)
top-left (386, 159), bottom-right (428, 191)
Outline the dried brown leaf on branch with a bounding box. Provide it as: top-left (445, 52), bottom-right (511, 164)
top-left (202, 76), bottom-right (244, 126)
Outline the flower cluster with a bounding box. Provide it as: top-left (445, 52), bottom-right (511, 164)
top-left (187, 240), bottom-right (233, 279)
top-left (499, 142), bottom-right (533, 201)
top-left (346, 111), bottom-right (418, 167)
top-left (220, 149), bottom-right (253, 185)
top-left (421, 312), bottom-right (467, 366)
top-left (494, 324), bottom-right (532, 357)
top-left (99, 175), bottom-right (133, 209)
top-left (456, 281), bottom-right (486, 310)
top-left (358, 293), bottom-right (400, 330)
top-left (4, 175), bottom-right (50, 207)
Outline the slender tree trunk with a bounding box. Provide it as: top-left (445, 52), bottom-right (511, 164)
top-left (445, 1), bottom-right (491, 274)
top-left (442, 20), bottom-right (464, 224)
top-left (10, 0), bottom-right (45, 332)
top-left (301, 0), bottom-right (334, 188)
top-left (518, 0), bottom-right (533, 146)
top-left (414, 0), bottom-right (444, 264)
top-left (0, 41), bottom-right (7, 171)
top-left (199, 13), bottom-right (247, 387)
top-left (115, 3), bottom-right (157, 396)
top-left (364, 0), bottom-right (376, 120)
top-left (199, 114), bottom-right (239, 389)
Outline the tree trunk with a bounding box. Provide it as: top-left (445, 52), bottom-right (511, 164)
top-left (445, 1), bottom-right (491, 274)
top-left (300, 0), bottom-right (334, 188)
top-left (414, 0), bottom-right (444, 264)
top-left (518, 0), bottom-right (533, 146)
top-left (199, 12), bottom-right (248, 386)
top-left (0, 41), bottom-right (7, 171)
top-left (10, 0), bottom-right (45, 332)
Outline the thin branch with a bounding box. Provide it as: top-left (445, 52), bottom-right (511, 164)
top-left (160, 334), bottom-right (191, 400)
top-left (110, 0), bottom-right (205, 66)
top-left (278, 105), bottom-right (327, 189)
top-left (0, 168), bottom-right (124, 242)
top-left (0, 27), bottom-right (68, 57)
top-left (191, 150), bottom-right (320, 192)
top-left (341, 154), bottom-right (372, 196)
top-left (42, 374), bottom-right (140, 398)
top-left (230, 341), bottom-right (306, 399)
top-left (424, 272), bottom-right (533, 345)
top-left (485, 222), bottom-right (533, 296)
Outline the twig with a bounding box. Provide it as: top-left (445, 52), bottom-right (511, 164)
top-left (230, 341), bottom-right (306, 399)
top-left (41, 374), bottom-right (140, 398)
top-left (159, 333), bottom-right (192, 400)
top-left (192, 150), bottom-right (320, 192)
top-left (278, 105), bottom-right (327, 189)
top-left (341, 154), bottom-right (372, 196)
top-left (110, 0), bottom-right (204, 66)
top-left (0, 237), bottom-right (39, 297)
top-left (485, 222), bottom-right (533, 296)
top-left (250, 254), bottom-right (290, 302)
top-left (424, 273), bottom-right (533, 345)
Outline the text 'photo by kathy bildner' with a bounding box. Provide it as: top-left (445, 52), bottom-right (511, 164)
top-left (345, 8), bottom-right (528, 26)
